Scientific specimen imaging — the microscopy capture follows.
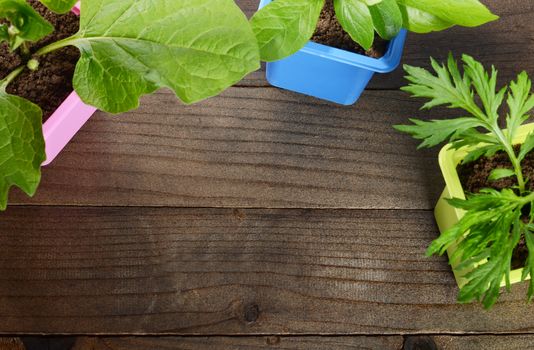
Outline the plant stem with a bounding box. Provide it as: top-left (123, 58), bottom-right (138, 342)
top-left (493, 125), bottom-right (526, 193)
top-left (20, 42), bottom-right (30, 60)
top-left (35, 36), bottom-right (79, 57)
top-left (0, 66), bottom-right (25, 91)
top-left (520, 191), bottom-right (534, 205)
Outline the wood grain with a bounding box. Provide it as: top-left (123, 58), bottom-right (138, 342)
top-left (12, 89), bottom-right (446, 209)
top-left (235, 0), bottom-right (534, 89)
top-left (0, 339), bottom-right (23, 350)
top-left (71, 336), bottom-right (403, 350)
top-left (2, 206), bottom-right (534, 335)
top-left (9, 0), bottom-right (533, 210)
top-left (434, 335), bottom-right (534, 350)
top-left (4, 0), bottom-right (534, 343)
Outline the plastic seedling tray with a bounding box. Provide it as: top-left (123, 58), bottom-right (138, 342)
top-left (257, 0), bottom-right (407, 105)
top-left (434, 122), bottom-right (534, 288)
top-left (42, 3), bottom-right (97, 166)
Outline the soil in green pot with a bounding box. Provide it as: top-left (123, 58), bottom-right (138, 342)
top-left (457, 147), bottom-right (534, 269)
top-left (0, 0), bottom-right (80, 121)
top-left (311, 0), bottom-right (388, 58)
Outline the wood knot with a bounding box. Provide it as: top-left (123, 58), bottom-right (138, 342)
top-left (243, 303), bottom-right (260, 323)
top-left (265, 336), bottom-right (280, 345)
top-left (404, 336), bottom-right (437, 350)
top-left (232, 209), bottom-right (246, 222)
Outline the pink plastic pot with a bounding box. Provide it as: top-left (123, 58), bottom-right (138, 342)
top-left (42, 3), bottom-right (96, 166)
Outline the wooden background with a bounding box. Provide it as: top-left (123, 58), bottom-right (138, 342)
top-left (3, 0), bottom-right (534, 349)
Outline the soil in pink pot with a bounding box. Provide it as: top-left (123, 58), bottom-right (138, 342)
top-left (0, 0), bottom-right (80, 121)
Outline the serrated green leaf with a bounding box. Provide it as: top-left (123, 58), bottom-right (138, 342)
top-left (462, 54), bottom-right (506, 123)
top-left (369, 0), bottom-right (402, 40)
top-left (63, 0), bottom-right (260, 113)
top-left (401, 56), bottom-right (485, 119)
top-left (38, 0), bottom-right (77, 14)
top-left (251, 0), bottom-right (324, 62)
top-left (427, 189), bottom-right (528, 309)
top-left (506, 72), bottom-right (534, 143)
top-left (397, 0), bottom-right (498, 28)
top-left (334, 0), bottom-right (374, 50)
top-left (458, 212), bottom-right (521, 308)
top-left (398, 4), bottom-right (454, 33)
top-left (523, 228), bottom-right (534, 301)
top-left (461, 144), bottom-right (502, 164)
top-left (450, 128), bottom-right (500, 150)
top-left (0, 90), bottom-right (46, 211)
top-left (488, 168), bottom-right (515, 182)
top-left (508, 72), bottom-right (534, 120)
top-left (394, 117), bottom-right (482, 149)
top-left (0, 0), bottom-right (53, 50)
top-left (451, 129), bottom-right (503, 149)
top-left (519, 132), bottom-right (534, 162)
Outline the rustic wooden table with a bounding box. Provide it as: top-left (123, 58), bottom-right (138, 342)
top-left (2, 1), bottom-right (534, 349)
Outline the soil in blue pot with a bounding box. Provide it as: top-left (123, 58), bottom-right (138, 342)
top-left (311, 0), bottom-right (388, 58)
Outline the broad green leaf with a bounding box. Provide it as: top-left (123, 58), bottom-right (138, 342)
top-left (66, 0), bottom-right (260, 113)
top-left (362, 0), bottom-right (383, 5)
top-left (369, 0), bottom-right (403, 40)
top-left (519, 132), bottom-right (534, 162)
top-left (39, 0), bottom-right (77, 14)
top-left (0, 25), bottom-right (8, 42)
top-left (334, 0), bottom-right (374, 50)
top-left (0, 0), bottom-right (53, 50)
top-left (488, 168), bottom-right (515, 182)
top-left (398, 5), bottom-right (453, 33)
top-left (0, 90), bottom-right (46, 211)
top-left (398, 0), bottom-right (498, 28)
top-left (251, 0), bottom-right (324, 62)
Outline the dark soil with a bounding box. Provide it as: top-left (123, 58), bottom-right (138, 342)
top-left (0, 0), bottom-right (80, 121)
top-left (458, 146), bottom-right (534, 269)
top-left (311, 0), bottom-right (388, 58)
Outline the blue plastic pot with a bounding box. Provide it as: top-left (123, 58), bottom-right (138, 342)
top-left (258, 0), bottom-right (407, 105)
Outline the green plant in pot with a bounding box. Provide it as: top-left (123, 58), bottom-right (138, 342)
top-left (250, 0), bottom-right (498, 105)
top-left (252, 0), bottom-right (498, 61)
top-left (0, 0), bottom-right (260, 210)
top-left (396, 54), bottom-right (534, 308)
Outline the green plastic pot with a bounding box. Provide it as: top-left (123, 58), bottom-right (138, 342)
top-left (434, 122), bottom-right (534, 288)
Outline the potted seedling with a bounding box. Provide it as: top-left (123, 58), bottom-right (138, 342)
top-left (0, 0), bottom-right (260, 210)
top-left (251, 0), bottom-right (498, 105)
top-left (396, 54), bottom-right (534, 308)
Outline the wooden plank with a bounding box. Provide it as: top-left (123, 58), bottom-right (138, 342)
top-left (9, 0), bottom-right (532, 209)
top-left (2, 206), bottom-right (534, 334)
top-left (434, 335), bottom-right (534, 350)
top-left (235, 0), bottom-right (534, 89)
top-left (0, 339), bottom-right (24, 350)
top-left (72, 336), bottom-right (403, 350)
top-left (11, 89), bottom-right (446, 209)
